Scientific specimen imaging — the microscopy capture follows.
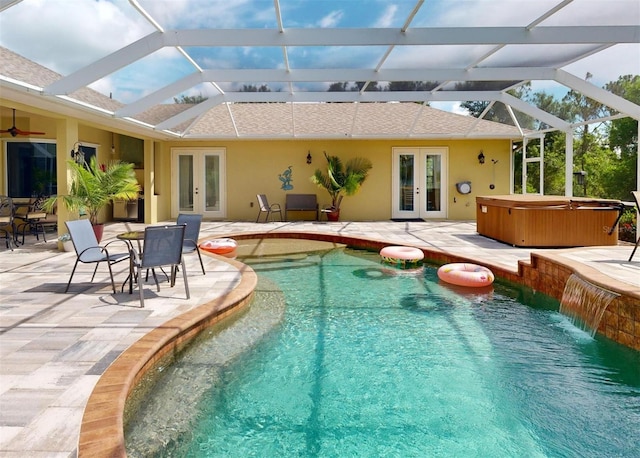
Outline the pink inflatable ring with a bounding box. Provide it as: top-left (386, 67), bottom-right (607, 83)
top-left (200, 238), bottom-right (238, 255)
top-left (380, 246), bottom-right (424, 267)
top-left (437, 263), bottom-right (494, 288)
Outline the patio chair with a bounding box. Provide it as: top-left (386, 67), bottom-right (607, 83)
top-left (177, 213), bottom-right (206, 275)
top-left (256, 194), bottom-right (282, 222)
top-left (14, 196), bottom-right (53, 244)
top-left (132, 224), bottom-right (190, 308)
top-left (0, 196), bottom-right (16, 250)
top-left (629, 191), bottom-right (640, 262)
top-left (65, 219), bottom-right (130, 293)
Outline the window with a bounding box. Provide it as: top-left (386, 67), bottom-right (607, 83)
top-left (6, 141), bottom-right (57, 197)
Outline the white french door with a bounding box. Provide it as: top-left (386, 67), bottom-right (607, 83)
top-left (392, 147), bottom-right (448, 219)
top-left (172, 148), bottom-right (226, 219)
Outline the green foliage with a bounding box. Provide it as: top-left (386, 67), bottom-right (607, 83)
top-left (618, 208), bottom-right (637, 243)
top-left (387, 81), bottom-right (437, 91)
top-left (311, 152), bottom-right (373, 209)
top-left (44, 157), bottom-right (140, 225)
top-left (240, 84), bottom-right (271, 92)
top-left (173, 94), bottom-right (208, 104)
top-left (513, 74), bottom-right (637, 200)
top-left (460, 83), bottom-right (533, 127)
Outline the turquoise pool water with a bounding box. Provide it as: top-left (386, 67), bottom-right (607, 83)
top-left (125, 244), bottom-right (640, 457)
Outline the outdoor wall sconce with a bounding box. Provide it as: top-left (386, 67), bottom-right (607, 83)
top-left (111, 133), bottom-right (116, 155)
top-left (477, 150), bottom-right (485, 164)
top-left (307, 151), bottom-right (312, 164)
top-left (70, 142), bottom-right (84, 164)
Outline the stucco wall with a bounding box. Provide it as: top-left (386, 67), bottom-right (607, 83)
top-left (161, 139), bottom-right (512, 221)
top-left (1, 106), bottom-right (513, 223)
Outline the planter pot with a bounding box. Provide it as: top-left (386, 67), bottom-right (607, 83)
top-left (326, 209), bottom-right (340, 222)
top-left (62, 240), bottom-right (74, 252)
top-left (92, 224), bottom-right (105, 243)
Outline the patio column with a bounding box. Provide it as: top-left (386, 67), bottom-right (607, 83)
top-left (142, 138), bottom-right (157, 224)
top-left (55, 118), bottom-right (79, 241)
top-left (565, 129), bottom-right (574, 197)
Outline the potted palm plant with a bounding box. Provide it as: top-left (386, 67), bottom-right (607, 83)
top-left (45, 157), bottom-right (140, 242)
top-left (311, 152), bottom-right (372, 221)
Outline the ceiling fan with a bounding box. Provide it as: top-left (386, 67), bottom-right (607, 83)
top-left (1, 109), bottom-right (46, 137)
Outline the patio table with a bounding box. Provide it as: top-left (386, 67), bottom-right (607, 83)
top-left (117, 230), bottom-right (171, 293)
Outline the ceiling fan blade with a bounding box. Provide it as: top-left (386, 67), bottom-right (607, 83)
top-left (1, 109), bottom-right (46, 136)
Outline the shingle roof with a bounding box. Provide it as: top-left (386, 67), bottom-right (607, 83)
top-left (1, 46), bottom-right (524, 140)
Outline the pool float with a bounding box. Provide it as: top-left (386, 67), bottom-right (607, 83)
top-left (200, 238), bottom-right (237, 255)
top-left (437, 263), bottom-right (494, 288)
top-left (380, 246), bottom-right (424, 267)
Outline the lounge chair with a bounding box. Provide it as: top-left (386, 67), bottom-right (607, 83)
top-left (131, 224), bottom-right (190, 307)
top-left (65, 219), bottom-right (130, 293)
top-left (177, 213), bottom-right (205, 274)
top-left (256, 194), bottom-right (283, 222)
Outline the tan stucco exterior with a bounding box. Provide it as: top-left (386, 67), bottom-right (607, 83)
top-left (2, 104), bottom-right (514, 231)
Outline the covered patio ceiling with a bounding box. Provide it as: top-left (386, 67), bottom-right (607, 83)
top-left (0, 0), bottom-right (638, 140)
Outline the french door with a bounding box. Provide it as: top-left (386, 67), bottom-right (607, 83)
top-left (172, 148), bottom-right (226, 218)
top-left (392, 147), bottom-right (448, 219)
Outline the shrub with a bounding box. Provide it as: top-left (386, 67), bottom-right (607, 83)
top-left (618, 209), bottom-right (637, 243)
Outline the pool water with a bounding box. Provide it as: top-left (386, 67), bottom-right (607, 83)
top-left (125, 244), bottom-right (640, 457)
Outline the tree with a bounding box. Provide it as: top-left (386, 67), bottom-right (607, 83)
top-left (311, 152), bottom-right (372, 212)
top-left (239, 84), bottom-right (272, 92)
top-left (328, 82), bottom-right (349, 92)
top-left (603, 75), bottom-right (639, 199)
top-left (44, 157), bottom-right (140, 226)
top-left (173, 94), bottom-right (208, 104)
top-left (387, 81), bottom-right (436, 91)
top-left (352, 81), bottom-right (381, 91)
top-left (459, 82), bottom-right (532, 127)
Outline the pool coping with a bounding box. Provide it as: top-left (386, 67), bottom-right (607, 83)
top-left (76, 231), bottom-right (640, 457)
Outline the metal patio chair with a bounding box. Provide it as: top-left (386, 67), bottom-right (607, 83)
top-left (629, 191), bottom-right (640, 262)
top-left (0, 196), bottom-right (16, 250)
top-left (177, 213), bottom-right (205, 274)
top-left (132, 224), bottom-right (190, 307)
top-left (65, 219), bottom-right (130, 293)
top-left (256, 194), bottom-right (283, 222)
top-left (14, 196), bottom-right (51, 244)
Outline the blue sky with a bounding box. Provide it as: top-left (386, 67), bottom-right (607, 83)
top-left (0, 0), bottom-right (638, 114)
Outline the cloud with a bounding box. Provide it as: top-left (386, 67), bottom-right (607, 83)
top-left (374, 5), bottom-right (398, 28)
top-left (140, 0), bottom-right (264, 29)
top-left (0, 0), bottom-right (636, 106)
top-left (562, 44), bottom-right (640, 87)
top-left (318, 10), bottom-right (344, 28)
top-left (431, 102), bottom-right (469, 116)
top-left (0, 0), bottom-right (152, 74)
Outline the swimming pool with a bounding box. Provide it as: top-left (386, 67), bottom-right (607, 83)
top-left (125, 242), bottom-right (640, 457)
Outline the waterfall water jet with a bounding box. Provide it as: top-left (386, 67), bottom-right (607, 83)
top-left (560, 274), bottom-right (619, 337)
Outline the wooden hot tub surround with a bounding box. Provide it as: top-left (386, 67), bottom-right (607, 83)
top-left (476, 195), bottom-right (625, 248)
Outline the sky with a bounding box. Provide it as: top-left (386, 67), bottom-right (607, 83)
top-left (0, 0), bottom-right (638, 116)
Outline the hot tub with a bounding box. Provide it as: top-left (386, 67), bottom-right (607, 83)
top-left (476, 195), bottom-right (624, 247)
